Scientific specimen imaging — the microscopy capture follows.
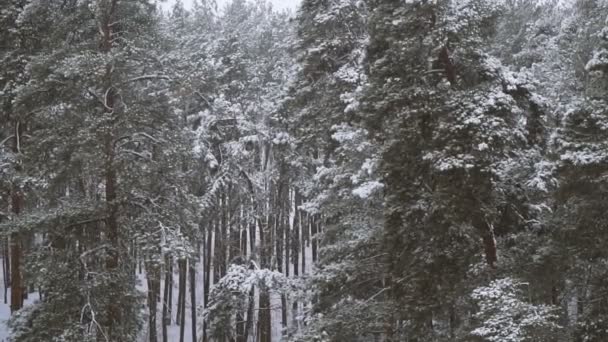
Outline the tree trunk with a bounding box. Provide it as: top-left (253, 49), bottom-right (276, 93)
top-left (3, 230), bottom-right (8, 304)
top-left (179, 259), bottom-right (187, 342)
top-left (311, 215), bottom-right (318, 263)
top-left (258, 290), bottom-right (271, 342)
top-left (202, 223), bottom-right (213, 342)
top-left (177, 258), bottom-right (185, 325)
top-left (301, 212), bottom-right (307, 275)
top-left (99, 1), bottom-right (122, 337)
top-left (242, 285), bottom-right (255, 342)
top-left (162, 256), bottom-right (171, 342)
top-left (146, 261), bottom-right (160, 342)
top-left (10, 187), bottom-right (23, 313)
top-left (213, 217), bottom-right (222, 285)
top-left (190, 261), bottom-right (197, 342)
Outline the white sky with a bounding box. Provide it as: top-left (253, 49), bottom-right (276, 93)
top-left (159, 0), bottom-right (301, 12)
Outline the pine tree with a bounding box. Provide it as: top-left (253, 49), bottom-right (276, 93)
top-left (553, 1), bottom-right (608, 340)
top-left (365, 0), bottom-right (554, 339)
top-left (4, 1), bottom-right (197, 340)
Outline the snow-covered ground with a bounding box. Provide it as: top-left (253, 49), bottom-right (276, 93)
top-left (0, 273), bottom-right (39, 342)
top-left (0, 221), bottom-right (315, 341)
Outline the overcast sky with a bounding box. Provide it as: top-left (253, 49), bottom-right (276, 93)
top-left (160, 0), bottom-right (301, 12)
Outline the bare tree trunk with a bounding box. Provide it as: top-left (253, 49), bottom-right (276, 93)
top-left (302, 212), bottom-right (308, 274)
top-left (213, 217), bottom-right (222, 285)
top-left (146, 261), bottom-right (160, 342)
top-left (99, 1), bottom-right (122, 337)
top-left (258, 290), bottom-right (271, 342)
top-left (292, 191), bottom-right (301, 325)
top-left (242, 285), bottom-right (255, 342)
top-left (258, 214), bottom-right (271, 342)
top-left (179, 259), bottom-right (187, 342)
top-left (162, 256), bottom-right (171, 342)
top-left (177, 258), bottom-right (185, 325)
top-left (220, 191), bottom-right (228, 278)
top-left (3, 227), bottom-right (8, 304)
top-left (311, 215), bottom-right (318, 263)
top-left (202, 222), bottom-right (213, 342)
top-left (190, 261), bottom-right (197, 342)
top-left (9, 119), bottom-right (24, 314)
top-left (10, 187), bottom-right (23, 313)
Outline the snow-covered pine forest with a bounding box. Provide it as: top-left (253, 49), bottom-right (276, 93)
top-left (1, 0), bottom-right (608, 341)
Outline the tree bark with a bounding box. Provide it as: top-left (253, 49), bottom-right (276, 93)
top-left (99, 0), bottom-right (122, 337)
top-left (177, 258), bottom-right (185, 325)
top-left (258, 290), bottom-right (271, 342)
top-left (179, 259), bottom-right (187, 342)
top-left (311, 215), bottom-right (318, 263)
top-left (190, 261), bottom-right (197, 342)
top-left (3, 240), bottom-right (7, 305)
top-left (242, 284), bottom-right (255, 342)
top-left (146, 261), bottom-right (160, 342)
top-left (10, 186), bottom-right (23, 313)
top-left (162, 256), bottom-right (171, 342)
top-left (202, 222), bottom-right (213, 342)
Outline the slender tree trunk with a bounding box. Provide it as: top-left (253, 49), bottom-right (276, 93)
top-left (168, 259), bottom-right (173, 320)
top-left (2, 248), bottom-right (6, 305)
top-left (242, 285), bottom-right (255, 342)
top-left (213, 217), bottom-right (222, 285)
top-left (258, 215), bottom-right (271, 342)
top-left (302, 212), bottom-right (308, 274)
top-left (4, 236), bottom-right (9, 287)
top-left (179, 259), bottom-right (187, 342)
top-left (9, 119), bottom-right (24, 314)
top-left (3, 228), bottom-right (8, 304)
top-left (221, 190), bottom-right (228, 277)
top-left (292, 191), bottom-right (301, 325)
top-left (258, 290), bottom-right (271, 342)
top-left (10, 187), bottom-right (23, 313)
top-left (249, 199), bottom-right (256, 258)
top-left (99, 1), bottom-right (122, 337)
top-left (202, 223), bottom-right (213, 342)
top-left (177, 258), bottom-right (184, 325)
top-left (146, 261), bottom-right (160, 342)
top-left (190, 261), bottom-right (197, 342)
top-left (162, 256), bottom-right (171, 342)
top-left (311, 215), bottom-right (318, 263)
top-left (275, 183), bottom-right (287, 330)
top-left (133, 245), bottom-right (138, 276)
